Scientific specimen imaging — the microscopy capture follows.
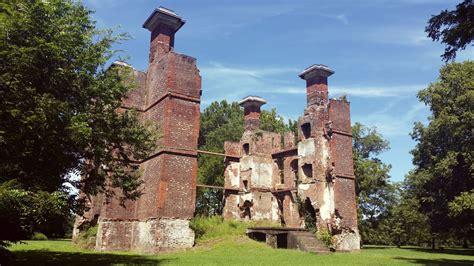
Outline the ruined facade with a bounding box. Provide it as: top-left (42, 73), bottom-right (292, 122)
top-left (73, 7), bottom-right (201, 252)
top-left (74, 6), bottom-right (360, 253)
top-left (222, 65), bottom-right (360, 251)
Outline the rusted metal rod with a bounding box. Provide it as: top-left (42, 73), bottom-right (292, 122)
top-left (196, 184), bottom-right (240, 191)
top-left (197, 149), bottom-right (240, 158)
top-left (196, 184), bottom-right (225, 189)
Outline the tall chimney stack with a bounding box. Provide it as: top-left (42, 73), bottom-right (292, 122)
top-left (143, 7), bottom-right (185, 64)
top-left (299, 64), bottom-right (334, 106)
top-left (239, 96), bottom-right (266, 131)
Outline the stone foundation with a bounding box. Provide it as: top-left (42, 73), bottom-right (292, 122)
top-left (96, 218), bottom-right (194, 253)
top-left (334, 231), bottom-right (361, 251)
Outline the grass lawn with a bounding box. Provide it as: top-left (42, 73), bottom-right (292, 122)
top-left (8, 237), bottom-right (474, 266)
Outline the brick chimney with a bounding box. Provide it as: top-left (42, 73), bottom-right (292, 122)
top-left (239, 96), bottom-right (266, 131)
top-left (299, 64), bottom-right (334, 106)
top-left (143, 7), bottom-right (185, 64)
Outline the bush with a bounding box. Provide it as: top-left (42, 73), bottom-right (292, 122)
top-left (31, 232), bottom-right (48, 241)
top-left (316, 229), bottom-right (334, 248)
top-left (0, 180), bottom-right (71, 246)
top-left (75, 225), bottom-right (98, 249)
top-left (84, 225), bottom-right (98, 239)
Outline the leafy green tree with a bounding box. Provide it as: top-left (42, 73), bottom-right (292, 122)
top-left (196, 101), bottom-right (243, 216)
top-left (196, 101), bottom-right (291, 216)
top-left (382, 180), bottom-right (431, 247)
top-left (352, 122), bottom-right (397, 244)
top-left (0, 180), bottom-right (72, 246)
top-left (260, 109), bottom-right (289, 134)
top-left (426, 0), bottom-right (474, 62)
top-left (0, 0), bottom-right (156, 248)
top-left (408, 61), bottom-right (473, 247)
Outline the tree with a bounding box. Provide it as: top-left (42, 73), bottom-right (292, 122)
top-left (382, 179), bottom-right (431, 247)
top-left (408, 61), bottom-right (473, 247)
top-left (196, 101), bottom-right (292, 216)
top-left (351, 122), bottom-right (397, 244)
top-left (196, 101), bottom-right (243, 216)
top-left (426, 0), bottom-right (474, 62)
top-left (0, 0), bottom-right (156, 247)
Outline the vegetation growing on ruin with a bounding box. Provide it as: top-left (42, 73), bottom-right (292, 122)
top-left (316, 229), bottom-right (335, 248)
top-left (74, 225), bottom-right (98, 249)
top-left (190, 216), bottom-right (280, 242)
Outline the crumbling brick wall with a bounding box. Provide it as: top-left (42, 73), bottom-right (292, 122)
top-left (222, 65), bottom-right (360, 251)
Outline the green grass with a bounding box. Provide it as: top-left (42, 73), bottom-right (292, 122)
top-left (9, 238), bottom-right (474, 266)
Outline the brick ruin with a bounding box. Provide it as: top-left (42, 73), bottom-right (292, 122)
top-left (222, 65), bottom-right (360, 251)
top-left (73, 7), bottom-right (201, 252)
top-left (73, 7), bottom-right (360, 253)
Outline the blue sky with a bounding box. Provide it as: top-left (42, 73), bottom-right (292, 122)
top-left (84, 0), bottom-right (472, 183)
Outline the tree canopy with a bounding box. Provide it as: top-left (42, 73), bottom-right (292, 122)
top-left (407, 61), bottom-right (473, 247)
top-left (351, 122), bottom-right (398, 244)
top-left (0, 0), bottom-right (156, 246)
top-left (426, 0), bottom-right (474, 62)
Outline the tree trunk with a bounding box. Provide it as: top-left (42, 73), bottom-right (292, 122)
top-left (463, 238), bottom-right (468, 249)
top-left (431, 236), bottom-right (435, 250)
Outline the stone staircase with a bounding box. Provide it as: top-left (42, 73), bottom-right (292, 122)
top-left (288, 231), bottom-right (331, 254)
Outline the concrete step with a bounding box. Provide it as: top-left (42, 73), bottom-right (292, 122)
top-left (289, 232), bottom-right (331, 254)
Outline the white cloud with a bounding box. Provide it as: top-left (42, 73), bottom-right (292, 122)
top-left (84, 0), bottom-right (117, 8)
top-left (180, 3), bottom-right (301, 39)
top-left (320, 13), bottom-right (349, 25)
top-left (353, 102), bottom-right (428, 137)
top-left (200, 62), bottom-right (299, 105)
top-left (366, 27), bottom-right (431, 46)
top-left (330, 85), bottom-right (425, 97)
top-left (200, 62), bottom-right (428, 106)
top-left (271, 85), bottom-right (426, 98)
top-left (201, 62), bottom-right (298, 79)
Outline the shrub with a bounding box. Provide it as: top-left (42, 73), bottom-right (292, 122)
top-left (31, 232), bottom-right (48, 241)
top-left (316, 229), bottom-right (334, 248)
top-left (84, 225), bottom-right (98, 239)
top-left (75, 225), bottom-right (98, 249)
top-left (190, 216), bottom-right (280, 241)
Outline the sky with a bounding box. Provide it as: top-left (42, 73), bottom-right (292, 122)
top-left (84, 0), bottom-right (472, 183)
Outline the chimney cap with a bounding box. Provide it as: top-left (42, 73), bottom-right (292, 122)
top-left (143, 7), bottom-right (185, 33)
top-left (111, 61), bottom-right (133, 69)
top-left (299, 64), bottom-right (334, 80)
top-left (239, 95), bottom-right (267, 108)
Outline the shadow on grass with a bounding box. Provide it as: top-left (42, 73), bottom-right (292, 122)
top-left (12, 250), bottom-right (169, 266)
top-left (401, 247), bottom-right (474, 257)
top-left (363, 245), bottom-right (474, 256)
top-left (361, 246), bottom-right (396, 250)
top-left (394, 257), bottom-right (474, 266)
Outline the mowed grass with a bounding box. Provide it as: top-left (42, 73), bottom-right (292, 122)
top-left (9, 237), bottom-right (474, 266)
